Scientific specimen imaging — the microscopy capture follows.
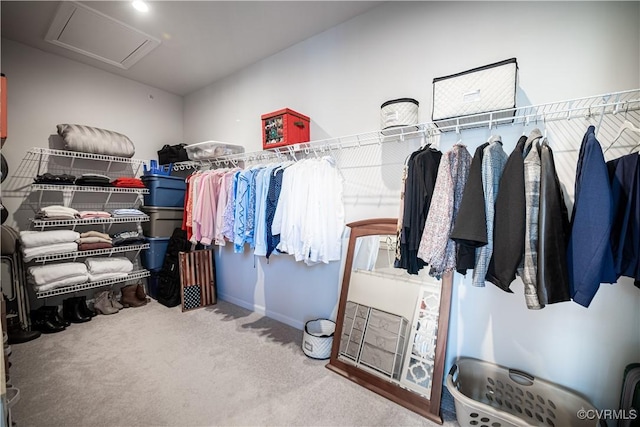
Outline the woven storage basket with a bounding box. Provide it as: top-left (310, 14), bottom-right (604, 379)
top-left (302, 319), bottom-right (335, 360)
top-left (446, 358), bottom-right (600, 427)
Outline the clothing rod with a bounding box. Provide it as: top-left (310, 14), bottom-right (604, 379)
top-left (174, 88), bottom-right (640, 170)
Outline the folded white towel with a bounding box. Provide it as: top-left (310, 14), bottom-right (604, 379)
top-left (88, 272), bottom-right (129, 282)
top-left (84, 257), bottom-right (133, 275)
top-left (33, 275), bottom-right (89, 292)
top-left (20, 230), bottom-right (80, 248)
top-left (22, 242), bottom-right (78, 262)
top-left (28, 262), bottom-right (88, 286)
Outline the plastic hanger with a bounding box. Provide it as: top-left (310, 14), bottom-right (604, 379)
top-left (603, 120), bottom-right (640, 154)
top-left (455, 124), bottom-right (462, 145)
top-left (613, 120), bottom-right (640, 142)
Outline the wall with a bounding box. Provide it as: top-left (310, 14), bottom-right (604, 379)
top-left (184, 1), bottom-right (640, 411)
top-left (1, 38), bottom-right (184, 228)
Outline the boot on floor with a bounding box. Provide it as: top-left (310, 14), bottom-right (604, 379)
top-left (109, 290), bottom-right (124, 310)
top-left (6, 315), bottom-right (41, 344)
top-left (78, 295), bottom-right (97, 318)
top-left (120, 284), bottom-right (147, 308)
top-left (62, 297), bottom-right (91, 323)
top-left (30, 310), bottom-right (65, 334)
top-left (135, 283), bottom-right (151, 304)
top-left (39, 305), bottom-right (70, 328)
top-left (93, 291), bottom-right (119, 315)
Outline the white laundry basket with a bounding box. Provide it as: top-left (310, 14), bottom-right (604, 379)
top-left (302, 319), bottom-right (335, 360)
top-left (446, 358), bottom-right (600, 427)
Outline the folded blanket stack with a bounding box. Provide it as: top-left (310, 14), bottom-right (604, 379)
top-left (20, 230), bottom-right (79, 261)
top-left (85, 257), bottom-right (133, 282)
top-left (111, 177), bottom-right (145, 188)
top-left (77, 231), bottom-right (113, 251)
top-left (111, 209), bottom-right (146, 217)
top-left (28, 262), bottom-right (88, 292)
top-left (35, 205), bottom-right (79, 220)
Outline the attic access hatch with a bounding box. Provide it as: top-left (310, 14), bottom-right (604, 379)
top-left (45, 2), bottom-right (160, 70)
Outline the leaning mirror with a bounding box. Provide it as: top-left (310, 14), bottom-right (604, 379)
top-left (327, 218), bottom-right (453, 423)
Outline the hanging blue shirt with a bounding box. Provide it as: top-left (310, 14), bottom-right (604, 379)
top-left (266, 168), bottom-right (285, 259)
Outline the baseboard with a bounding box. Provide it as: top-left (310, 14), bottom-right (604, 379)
top-left (218, 293), bottom-right (304, 330)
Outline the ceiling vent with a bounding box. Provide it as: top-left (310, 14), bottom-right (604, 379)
top-left (45, 2), bottom-right (161, 70)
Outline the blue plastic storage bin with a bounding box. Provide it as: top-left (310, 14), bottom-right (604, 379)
top-left (141, 237), bottom-right (170, 270)
top-left (142, 174), bottom-right (186, 207)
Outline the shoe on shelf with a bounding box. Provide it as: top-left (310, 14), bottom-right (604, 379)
top-left (93, 291), bottom-right (119, 315)
top-left (120, 284), bottom-right (147, 308)
top-left (62, 297), bottom-right (91, 323)
top-left (30, 310), bottom-right (65, 334)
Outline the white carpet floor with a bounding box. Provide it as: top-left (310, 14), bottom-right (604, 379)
top-left (9, 299), bottom-right (460, 426)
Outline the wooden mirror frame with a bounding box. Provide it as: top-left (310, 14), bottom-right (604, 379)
top-left (326, 218), bottom-right (453, 424)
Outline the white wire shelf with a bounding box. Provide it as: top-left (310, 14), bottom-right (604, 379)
top-left (30, 184), bottom-right (149, 194)
top-left (27, 147), bottom-right (147, 166)
top-left (174, 88), bottom-right (640, 169)
top-left (31, 243), bottom-right (150, 263)
top-left (35, 269), bottom-right (150, 299)
top-left (23, 148), bottom-right (147, 181)
top-left (31, 215), bottom-right (149, 228)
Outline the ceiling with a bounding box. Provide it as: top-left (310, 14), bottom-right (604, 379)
top-left (1, 1), bottom-right (382, 96)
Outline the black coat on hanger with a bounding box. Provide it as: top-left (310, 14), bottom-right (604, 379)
top-left (450, 142), bottom-right (489, 274)
top-left (486, 135), bottom-right (527, 291)
top-left (537, 139), bottom-right (571, 305)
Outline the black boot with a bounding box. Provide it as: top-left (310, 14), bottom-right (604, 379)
top-left (39, 306), bottom-right (70, 328)
top-left (30, 310), bottom-right (65, 334)
top-left (6, 314), bottom-right (41, 344)
top-left (62, 297), bottom-right (91, 324)
top-left (77, 295), bottom-right (96, 318)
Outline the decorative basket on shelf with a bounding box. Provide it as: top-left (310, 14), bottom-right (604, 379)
top-left (302, 319), bottom-right (335, 360)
